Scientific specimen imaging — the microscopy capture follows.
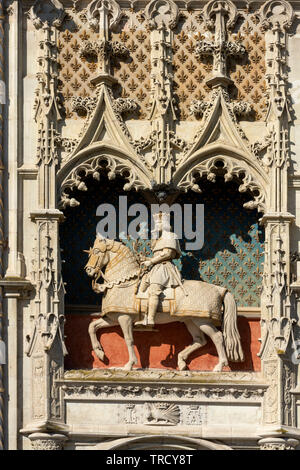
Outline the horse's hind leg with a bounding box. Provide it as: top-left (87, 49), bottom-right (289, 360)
top-left (118, 315), bottom-right (138, 371)
top-left (197, 320), bottom-right (228, 372)
top-left (88, 316), bottom-right (114, 362)
top-left (177, 320), bottom-right (207, 371)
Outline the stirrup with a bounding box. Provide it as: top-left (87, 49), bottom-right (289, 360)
top-left (134, 318), bottom-right (158, 331)
top-left (135, 319), bottom-right (147, 326)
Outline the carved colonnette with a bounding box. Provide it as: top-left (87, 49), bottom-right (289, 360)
top-left (0, 0), bottom-right (4, 452)
top-left (254, 0), bottom-right (299, 449)
top-left (16, 0), bottom-right (69, 450)
top-left (2, 0), bottom-right (299, 450)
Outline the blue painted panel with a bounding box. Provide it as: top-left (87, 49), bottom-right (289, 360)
top-left (60, 176), bottom-right (264, 307)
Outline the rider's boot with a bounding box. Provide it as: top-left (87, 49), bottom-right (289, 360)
top-left (146, 295), bottom-right (159, 327)
top-left (135, 295), bottom-right (159, 327)
top-left (135, 315), bottom-right (147, 326)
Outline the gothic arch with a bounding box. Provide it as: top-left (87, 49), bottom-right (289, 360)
top-left (174, 145), bottom-right (269, 214)
top-left (57, 143), bottom-right (152, 209)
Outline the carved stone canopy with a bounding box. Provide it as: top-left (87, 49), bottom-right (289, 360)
top-left (202, 0), bottom-right (239, 31)
top-left (86, 0), bottom-right (123, 32)
top-left (144, 0), bottom-right (179, 30)
top-left (258, 0), bottom-right (295, 29)
top-left (28, 0), bottom-right (66, 29)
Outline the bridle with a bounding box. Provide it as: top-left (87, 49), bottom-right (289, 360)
top-left (84, 243), bottom-right (107, 290)
top-left (85, 240), bottom-right (139, 291)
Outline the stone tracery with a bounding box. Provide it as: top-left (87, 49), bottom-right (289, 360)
top-left (59, 153), bottom-right (150, 209)
top-left (176, 155), bottom-right (267, 214)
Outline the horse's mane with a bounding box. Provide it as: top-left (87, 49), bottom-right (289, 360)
top-left (96, 234), bottom-right (138, 253)
top-left (116, 240), bottom-right (141, 268)
top-left (96, 236), bottom-right (140, 262)
top-left (95, 236), bottom-right (140, 266)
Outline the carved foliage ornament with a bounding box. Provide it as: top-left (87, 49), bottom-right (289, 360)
top-left (28, 0), bottom-right (66, 29)
top-left (86, 0), bottom-right (122, 32)
top-left (30, 433), bottom-right (67, 451)
top-left (190, 97), bottom-right (252, 119)
top-left (144, 0), bottom-right (179, 30)
top-left (258, 437), bottom-right (299, 450)
top-left (61, 381), bottom-right (265, 401)
top-left (71, 96), bottom-right (97, 117)
top-left (112, 98), bottom-right (138, 116)
top-left (79, 40), bottom-right (129, 62)
top-left (32, 439), bottom-right (63, 451)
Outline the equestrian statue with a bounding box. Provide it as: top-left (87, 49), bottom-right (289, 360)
top-left (85, 213), bottom-right (244, 372)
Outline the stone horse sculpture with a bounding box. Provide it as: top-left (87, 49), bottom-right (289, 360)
top-left (85, 236), bottom-right (245, 371)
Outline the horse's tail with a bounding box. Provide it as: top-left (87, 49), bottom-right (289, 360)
top-left (222, 291), bottom-right (244, 362)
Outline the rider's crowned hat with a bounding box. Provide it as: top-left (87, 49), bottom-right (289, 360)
top-left (151, 211), bottom-right (181, 259)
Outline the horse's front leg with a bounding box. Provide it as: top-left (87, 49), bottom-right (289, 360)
top-left (118, 314), bottom-right (138, 371)
top-left (88, 316), bottom-right (113, 362)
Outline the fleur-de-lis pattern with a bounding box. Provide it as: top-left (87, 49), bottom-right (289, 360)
top-left (174, 180), bottom-right (264, 307)
top-left (172, 11), bottom-right (212, 121)
top-left (57, 8), bottom-right (152, 120)
top-left (58, 7), bottom-right (267, 123)
top-left (58, 11), bottom-right (97, 119)
top-left (229, 14), bottom-right (267, 121)
top-left (110, 11), bottom-right (151, 119)
top-left (172, 10), bottom-right (267, 121)
top-left (60, 177), bottom-right (264, 308)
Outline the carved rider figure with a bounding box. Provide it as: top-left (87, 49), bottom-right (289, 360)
top-left (135, 212), bottom-right (183, 328)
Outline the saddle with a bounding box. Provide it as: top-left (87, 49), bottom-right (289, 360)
top-left (135, 285), bottom-right (176, 315)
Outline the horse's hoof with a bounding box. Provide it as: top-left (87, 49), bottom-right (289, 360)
top-left (213, 361), bottom-right (227, 372)
top-left (95, 348), bottom-right (105, 362)
top-left (178, 359), bottom-right (187, 371)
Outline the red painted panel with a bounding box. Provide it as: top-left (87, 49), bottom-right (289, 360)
top-left (64, 314), bottom-right (261, 372)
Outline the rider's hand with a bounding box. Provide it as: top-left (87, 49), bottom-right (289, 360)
top-left (142, 260), bottom-right (152, 268)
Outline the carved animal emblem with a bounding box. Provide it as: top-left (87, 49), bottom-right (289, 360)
top-left (144, 403), bottom-right (180, 425)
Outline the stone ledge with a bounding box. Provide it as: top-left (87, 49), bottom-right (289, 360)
top-left (63, 368), bottom-right (265, 384)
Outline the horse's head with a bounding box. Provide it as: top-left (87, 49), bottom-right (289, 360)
top-left (85, 237), bottom-right (140, 289)
top-left (84, 236), bottom-right (110, 278)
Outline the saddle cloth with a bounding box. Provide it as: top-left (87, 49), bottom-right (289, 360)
top-left (135, 286), bottom-right (176, 315)
top-left (135, 287), bottom-right (175, 300)
top-left (102, 280), bottom-right (226, 326)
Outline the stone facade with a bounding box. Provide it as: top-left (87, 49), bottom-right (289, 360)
top-left (0, 0), bottom-right (300, 450)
